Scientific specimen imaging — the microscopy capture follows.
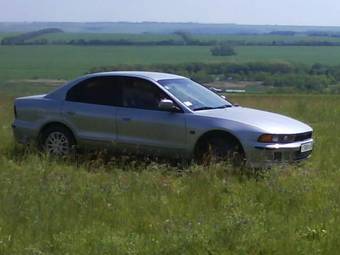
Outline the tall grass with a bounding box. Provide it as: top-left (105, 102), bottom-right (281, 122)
top-left (0, 94), bottom-right (340, 254)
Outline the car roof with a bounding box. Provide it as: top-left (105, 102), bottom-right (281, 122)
top-left (87, 71), bottom-right (185, 82)
top-left (45, 71), bottom-right (188, 101)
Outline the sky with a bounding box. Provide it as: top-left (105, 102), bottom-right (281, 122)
top-left (1, 0), bottom-right (340, 26)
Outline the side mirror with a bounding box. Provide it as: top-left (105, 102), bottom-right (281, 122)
top-left (159, 99), bottom-right (179, 112)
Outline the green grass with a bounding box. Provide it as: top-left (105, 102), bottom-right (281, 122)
top-left (232, 46), bottom-right (340, 65)
top-left (0, 45), bottom-right (225, 80)
top-left (0, 92), bottom-right (340, 254)
top-left (0, 80), bottom-right (61, 96)
top-left (0, 32), bottom-right (18, 40)
top-left (1, 31), bottom-right (340, 253)
top-left (2, 45), bottom-right (340, 81)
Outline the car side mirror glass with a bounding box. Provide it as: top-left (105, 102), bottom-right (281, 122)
top-left (159, 99), bottom-right (179, 112)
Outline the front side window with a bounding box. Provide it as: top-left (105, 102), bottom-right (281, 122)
top-left (121, 77), bottom-right (171, 111)
top-left (158, 78), bottom-right (232, 111)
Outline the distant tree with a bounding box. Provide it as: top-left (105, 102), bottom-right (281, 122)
top-left (310, 63), bottom-right (329, 75)
top-left (173, 31), bottom-right (201, 45)
top-left (210, 43), bottom-right (236, 56)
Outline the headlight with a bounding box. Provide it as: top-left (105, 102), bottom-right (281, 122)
top-left (258, 134), bottom-right (295, 143)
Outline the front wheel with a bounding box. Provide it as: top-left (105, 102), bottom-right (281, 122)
top-left (195, 136), bottom-right (245, 166)
top-left (40, 125), bottom-right (75, 156)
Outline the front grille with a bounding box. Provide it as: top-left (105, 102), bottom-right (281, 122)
top-left (294, 132), bottom-right (312, 142)
top-left (294, 150), bottom-right (312, 160)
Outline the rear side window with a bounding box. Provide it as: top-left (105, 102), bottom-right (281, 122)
top-left (66, 77), bottom-right (122, 106)
top-left (121, 77), bottom-right (170, 110)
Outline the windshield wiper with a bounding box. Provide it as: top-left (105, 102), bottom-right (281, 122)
top-left (193, 105), bottom-right (232, 111)
top-left (193, 106), bottom-right (215, 111)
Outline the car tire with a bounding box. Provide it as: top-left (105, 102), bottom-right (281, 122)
top-left (196, 136), bottom-right (245, 166)
top-left (40, 125), bottom-right (76, 156)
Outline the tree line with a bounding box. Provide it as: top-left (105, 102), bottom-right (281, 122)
top-left (3, 29), bottom-right (340, 47)
top-left (89, 62), bottom-right (340, 92)
top-left (5, 38), bottom-right (340, 47)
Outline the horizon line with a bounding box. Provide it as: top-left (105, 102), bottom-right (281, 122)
top-left (0, 21), bottom-right (340, 28)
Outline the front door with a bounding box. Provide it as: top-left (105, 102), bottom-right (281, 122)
top-left (116, 77), bottom-right (187, 156)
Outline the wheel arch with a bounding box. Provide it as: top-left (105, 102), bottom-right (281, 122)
top-left (193, 129), bottom-right (245, 157)
top-left (38, 121), bottom-right (77, 144)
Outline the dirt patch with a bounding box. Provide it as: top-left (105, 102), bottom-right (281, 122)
top-left (207, 81), bottom-right (263, 89)
top-left (8, 79), bottom-right (67, 86)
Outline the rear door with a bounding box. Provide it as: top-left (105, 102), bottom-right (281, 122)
top-left (62, 76), bottom-right (122, 147)
top-left (116, 77), bottom-right (187, 156)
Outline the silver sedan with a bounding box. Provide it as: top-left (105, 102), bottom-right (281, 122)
top-left (12, 71), bottom-right (313, 167)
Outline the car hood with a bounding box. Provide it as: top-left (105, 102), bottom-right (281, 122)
top-left (195, 106), bottom-right (312, 134)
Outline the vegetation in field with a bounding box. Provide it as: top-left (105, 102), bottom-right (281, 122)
top-left (2, 43), bottom-right (340, 93)
top-left (0, 45), bottom-right (226, 80)
top-left (2, 22), bottom-right (340, 254)
top-left (0, 80), bottom-right (65, 96)
top-left (1, 28), bottom-right (63, 45)
top-left (42, 33), bottom-right (340, 44)
top-left (29, 32), bottom-right (180, 43)
top-left (91, 62), bottom-right (340, 92)
top-left (2, 31), bottom-right (340, 93)
top-left (5, 29), bottom-right (340, 46)
top-left (0, 92), bottom-right (340, 254)
top-left (0, 32), bottom-right (19, 41)
top-left (210, 44), bottom-right (236, 56)
top-left (3, 45), bottom-right (340, 83)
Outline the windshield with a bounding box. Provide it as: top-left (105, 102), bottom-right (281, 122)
top-left (158, 78), bottom-right (232, 111)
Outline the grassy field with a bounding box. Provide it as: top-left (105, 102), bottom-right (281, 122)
top-left (0, 45), bottom-right (225, 80)
top-left (2, 45), bottom-right (340, 80)
top-left (233, 46), bottom-right (340, 65)
top-left (1, 32), bottom-right (340, 253)
top-left (196, 34), bottom-right (340, 43)
top-left (0, 89), bottom-right (340, 254)
top-left (0, 32), bottom-right (18, 40)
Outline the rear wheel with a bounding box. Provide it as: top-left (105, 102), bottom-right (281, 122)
top-left (195, 135), bottom-right (245, 166)
top-left (40, 125), bottom-right (75, 156)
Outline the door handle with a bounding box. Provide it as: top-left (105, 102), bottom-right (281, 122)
top-left (122, 117), bottom-right (131, 121)
top-left (66, 111), bottom-right (76, 116)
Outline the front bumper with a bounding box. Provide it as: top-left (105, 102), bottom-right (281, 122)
top-left (246, 138), bottom-right (313, 168)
